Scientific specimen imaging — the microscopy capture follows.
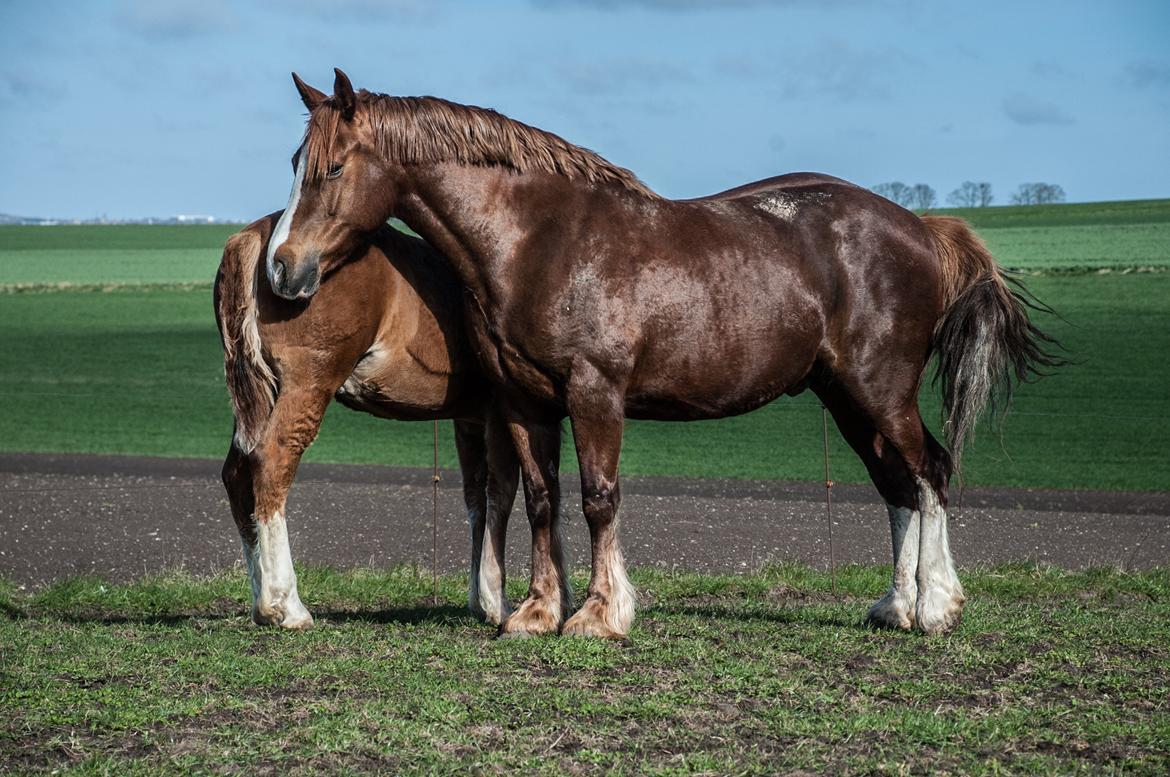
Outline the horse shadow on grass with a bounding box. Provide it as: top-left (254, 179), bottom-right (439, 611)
top-left (645, 601), bottom-right (861, 631)
top-left (24, 599), bottom-right (864, 634)
top-left (19, 603), bottom-right (479, 629)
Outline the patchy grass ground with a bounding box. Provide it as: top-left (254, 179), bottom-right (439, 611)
top-left (2, 565), bottom-right (1168, 774)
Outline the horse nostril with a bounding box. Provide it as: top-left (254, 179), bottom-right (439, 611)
top-left (273, 259), bottom-right (287, 288)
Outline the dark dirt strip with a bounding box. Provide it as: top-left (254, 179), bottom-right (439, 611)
top-left (1, 452), bottom-right (1166, 589)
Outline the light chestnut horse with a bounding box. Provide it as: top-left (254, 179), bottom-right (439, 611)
top-left (214, 211), bottom-right (531, 628)
top-left (267, 70), bottom-right (1059, 639)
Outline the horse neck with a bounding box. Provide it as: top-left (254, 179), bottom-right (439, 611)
top-left (396, 163), bottom-right (612, 299)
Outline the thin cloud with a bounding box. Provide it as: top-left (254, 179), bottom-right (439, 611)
top-left (718, 41), bottom-right (917, 102)
top-left (536, 0), bottom-right (855, 9)
top-left (0, 69), bottom-right (66, 106)
top-left (1122, 59), bottom-right (1170, 89)
top-left (273, 0), bottom-right (442, 22)
top-left (1030, 60), bottom-right (1074, 79)
top-left (114, 0), bottom-right (236, 40)
top-left (556, 58), bottom-right (694, 96)
top-left (1002, 93), bottom-right (1074, 126)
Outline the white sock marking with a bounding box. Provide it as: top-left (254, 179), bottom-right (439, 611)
top-left (251, 510), bottom-right (313, 629)
top-left (476, 513), bottom-right (510, 625)
top-left (602, 523), bottom-right (635, 636)
top-left (869, 503), bottom-right (921, 629)
top-left (915, 480), bottom-right (965, 634)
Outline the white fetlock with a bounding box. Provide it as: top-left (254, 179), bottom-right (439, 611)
top-left (869, 502), bottom-right (921, 631)
top-left (472, 574), bottom-right (513, 627)
top-left (914, 480), bottom-right (965, 635)
top-left (467, 505), bottom-right (513, 625)
top-left (915, 583), bottom-right (965, 635)
top-left (246, 512), bottom-right (314, 630)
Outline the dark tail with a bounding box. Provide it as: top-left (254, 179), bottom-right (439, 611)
top-left (213, 217), bottom-right (280, 454)
top-left (922, 215), bottom-right (1062, 467)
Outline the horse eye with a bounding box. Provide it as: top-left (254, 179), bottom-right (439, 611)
top-left (326, 163), bottom-right (344, 179)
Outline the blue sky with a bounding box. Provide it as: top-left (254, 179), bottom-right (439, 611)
top-left (1, 0), bottom-right (1167, 220)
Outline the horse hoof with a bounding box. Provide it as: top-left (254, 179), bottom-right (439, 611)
top-left (497, 596), bottom-right (561, 637)
top-left (865, 591), bottom-right (916, 631)
top-left (561, 598), bottom-right (626, 640)
top-left (471, 601), bottom-right (514, 627)
top-left (915, 586), bottom-right (966, 635)
top-left (253, 600), bottom-right (314, 630)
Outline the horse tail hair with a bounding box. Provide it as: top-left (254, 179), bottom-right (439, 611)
top-left (213, 218), bottom-right (279, 454)
top-left (922, 215), bottom-right (1062, 468)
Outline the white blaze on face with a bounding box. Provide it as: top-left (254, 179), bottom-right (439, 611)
top-left (267, 147), bottom-right (307, 288)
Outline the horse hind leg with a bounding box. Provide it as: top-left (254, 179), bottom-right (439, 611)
top-left (222, 441), bottom-right (265, 616)
top-left (911, 430), bottom-right (965, 634)
top-left (872, 416), bottom-right (964, 635)
top-left (817, 385), bottom-right (964, 634)
top-left (225, 437), bottom-right (312, 630)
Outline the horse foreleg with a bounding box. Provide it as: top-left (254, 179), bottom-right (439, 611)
top-left (243, 389), bottom-right (330, 630)
top-left (824, 385), bottom-right (965, 635)
top-left (562, 384), bottom-right (634, 640)
top-left (497, 416), bottom-right (568, 637)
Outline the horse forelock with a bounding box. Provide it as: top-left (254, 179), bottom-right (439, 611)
top-left (303, 91), bottom-right (658, 197)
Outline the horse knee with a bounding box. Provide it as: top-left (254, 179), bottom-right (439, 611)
top-left (521, 481), bottom-right (553, 528)
top-left (582, 486), bottom-right (619, 528)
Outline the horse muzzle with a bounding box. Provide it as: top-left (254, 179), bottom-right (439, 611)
top-left (270, 251), bottom-right (322, 300)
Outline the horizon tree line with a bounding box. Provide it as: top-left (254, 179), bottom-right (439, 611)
top-left (870, 181), bottom-right (1067, 209)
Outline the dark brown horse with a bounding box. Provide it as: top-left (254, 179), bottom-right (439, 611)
top-left (268, 69), bottom-right (1057, 637)
top-left (214, 211), bottom-right (535, 629)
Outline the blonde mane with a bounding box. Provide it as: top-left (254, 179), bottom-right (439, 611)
top-left (304, 92), bottom-right (658, 198)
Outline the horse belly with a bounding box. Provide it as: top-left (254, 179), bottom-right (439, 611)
top-left (335, 347), bottom-right (464, 420)
top-left (625, 320), bottom-right (820, 421)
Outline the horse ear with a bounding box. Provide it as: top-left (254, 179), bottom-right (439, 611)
top-left (291, 72), bottom-right (326, 111)
top-left (333, 68), bottom-right (356, 120)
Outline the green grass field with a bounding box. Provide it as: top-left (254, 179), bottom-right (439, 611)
top-left (1, 200), bottom-right (1168, 491)
top-left (3, 564), bottom-right (1167, 774)
top-left (936, 199), bottom-right (1170, 272)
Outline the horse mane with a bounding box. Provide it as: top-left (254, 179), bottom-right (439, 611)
top-left (304, 92), bottom-right (658, 198)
